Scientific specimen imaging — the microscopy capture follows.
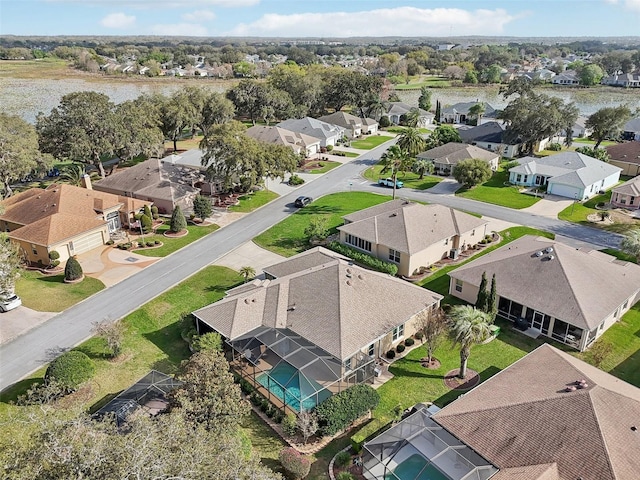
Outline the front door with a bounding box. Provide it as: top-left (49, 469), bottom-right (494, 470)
top-left (532, 311), bottom-right (544, 331)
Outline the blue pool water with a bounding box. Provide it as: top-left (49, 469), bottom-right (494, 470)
top-left (386, 454), bottom-right (449, 480)
top-left (256, 363), bottom-right (325, 412)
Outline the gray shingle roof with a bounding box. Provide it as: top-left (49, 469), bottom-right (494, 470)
top-left (623, 117), bottom-right (640, 133)
top-left (338, 200), bottom-right (487, 255)
top-left (262, 246), bottom-right (350, 278)
top-left (318, 112), bottom-right (362, 130)
top-left (245, 125), bottom-right (320, 151)
top-left (458, 121), bottom-right (506, 144)
top-left (449, 235), bottom-right (640, 330)
top-left (277, 117), bottom-right (345, 141)
top-left (417, 142), bottom-right (499, 165)
top-left (386, 102), bottom-right (431, 118)
top-left (442, 101), bottom-right (497, 118)
top-left (434, 344), bottom-right (640, 480)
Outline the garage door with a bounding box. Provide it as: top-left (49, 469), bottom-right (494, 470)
top-left (70, 231), bottom-right (104, 255)
top-left (548, 182), bottom-right (580, 199)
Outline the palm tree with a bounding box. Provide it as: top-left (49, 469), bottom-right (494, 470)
top-left (60, 164), bottom-right (91, 186)
top-left (620, 229), bottom-right (640, 262)
top-left (396, 127), bottom-right (427, 157)
top-left (365, 97), bottom-right (390, 121)
top-left (379, 145), bottom-right (412, 200)
top-left (449, 305), bottom-right (492, 379)
top-left (468, 102), bottom-right (486, 126)
top-left (239, 266), bottom-right (256, 283)
top-left (403, 108), bottom-right (421, 128)
top-left (413, 159), bottom-right (434, 179)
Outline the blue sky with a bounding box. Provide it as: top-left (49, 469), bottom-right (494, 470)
top-left (1, 0), bottom-right (639, 38)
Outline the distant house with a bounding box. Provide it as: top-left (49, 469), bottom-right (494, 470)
top-left (601, 72), bottom-right (640, 88)
top-left (570, 115), bottom-right (593, 138)
top-left (93, 158), bottom-right (201, 214)
top-left (385, 102), bottom-right (433, 127)
top-left (622, 117), bottom-right (640, 141)
top-left (552, 70), bottom-right (579, 85)
top-left (449, 235), bottom-right (640, 351)
top-left (337, 200), bottom-right (488, 277)
top-left (508, 151), bottom-right (621, 200)
top-left (458, 121), bottom-right (522, 158)
top-left (318, 112), bottom-right (363, 139)
top-left (606, 141), bottom-right (640, 176)
top-left (245, 125), bottom-right (321, 157)
top-left (441, 102), bottom-right (497, 124)
top-left (611, 176), bottom-right (640, 210)
top-left (360, 117), bottom-right (379, 135)
top-left (417, 143), bottom-right (500, 176)
top-left (277, 117), bottom-right (345, 148)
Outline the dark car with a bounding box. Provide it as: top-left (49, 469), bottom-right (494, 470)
top-left (294, 196), bottom-right (313, 207)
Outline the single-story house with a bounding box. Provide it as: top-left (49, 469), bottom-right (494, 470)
top-left (622, 117), bottom-right (640, 141)
top-left (416, 142), bottom-right (500, 176)
top-left (0, 181), bottom-right (149, 265)
top-left (611, 176), bottom-right (640, 210)
top-left (337, 200), bottom-right (488, 277)
top-left (458, 121), bottom-right (522, 158)
top-left (570, 115), bottom-right (593, 138)
top-left (245, 125), bottom-right (321, 157)
top-left (363, 343), bottom-right (640, 480)
top-left (449, 235), bottom-right (640, 351)
top-left (441, 102), bottom-right (497, 124)
top-left (508, 151), bottom-right (621, 200)
top-left (317, 112), bottom-right (362, 139)
top-left (601, 72), bottom-right (640, 88)
top-left (277, 117), bottom-right (345, 148)
top-left (552, 70), bottom-right (579, 85)
top-left (93, 158), bottom-right (201, 215)
top-left (192, 247), bottom-right (442, 414)
top-left (606, 141), bottom-right (640, 176)
top-left (361, 117), bottom-right (379, 135)
top-left (386, 102), bottom-right (434, 127)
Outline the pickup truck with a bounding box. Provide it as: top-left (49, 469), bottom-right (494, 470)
top-left (378, 177), bottom-right (403, 188)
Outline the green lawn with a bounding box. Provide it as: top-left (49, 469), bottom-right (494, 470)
top-left (393, 76), bottom-right (451, 89)
top-left (350, 135), bottom-right (394, 150)
top-left (229, 190), bottom-right (279, 213)
top-left (572, 138), bottom-right (618, 147)
top-left (15, 270), bottom-right (105, 312)
top-left (557, 192), bottom-right (609, 223)
top-left (385, 126), bottom-right (431, 134)
top-left (307, 161), bottom-right (342, 174)
top-left (134, 222), bottom-right (220, 257)
top-left (363, 163), bottom-right (442, 191)
top-left (253, 192), bottom-right (390, 257)
top-left (456, 169), bottom-right (541, 209)
top-left (331, 151), bottom-right (359, 159)
top-left (240, 412), bottom-right (287, 474)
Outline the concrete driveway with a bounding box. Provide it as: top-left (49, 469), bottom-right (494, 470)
top-left (521, 194), bottom-right (573, 218)
top-left (215, 241), bottom-right (285, 275)
top-left (0, 307), bottom-right (57, 345)
top-left (77, 246), bottom-right (160, 287)
top-left (426, 178), bottom-right (461, 195)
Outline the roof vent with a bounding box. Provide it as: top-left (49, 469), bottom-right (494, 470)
top-left (545, 247), bottom-right (554, 254)
top-left (390, 213), bottom-right (397, 217)
top-left (358, 274), bottom-right (364, 280)
top-left (287, 305), bottom-right (296, 311)
top-left (565, 385), bottom-right (577, 392)
top-left (346, 268), bottom-right (352, 274)
top-left (547, 255), bottom-right (555, 261)
top-left (632, 426), bottom-right (637, 432)
top-left (346, 280), bottom-right (352, 286)
top-left (535, 251), bottom-right (543, 257)
top-left (244, 298), bottom-right (250, 304)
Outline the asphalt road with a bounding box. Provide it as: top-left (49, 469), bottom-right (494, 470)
top-left (0, 140), bottom-right (624, 391)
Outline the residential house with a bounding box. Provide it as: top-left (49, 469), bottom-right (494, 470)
top-left (245, 125), bottom-right (321, 157)
top-left (277, 117), bottom-right (345, 148)
top-left (437, 43), bottom-right (456, 51)
top-left (606, 141), bottom-right (640, 176)
top-left (417, 143), bottom-right (500, 176)
top-left (386, 102), bottom-right (434, 127)
top-left (552, 70), bottom-right (579, 85)
top-left (458, 121), bottom-right (522, 158)
top-left (192, 247), bottom-right (442, 413)
top-left (440, 102), bottom-right (497, 124)
top-left (570, 115), bottom-right (593, 138)
top-left (318, 112), bottom-right (363, 139)
top-left (449, 235), bottom-right (640, 350)
top-left (361, 117), bottom-right (379, 135)
top-left (363, 343), bottom-right (640, 480)
top-left (337, 200), bottom-right (488, 277)
top-left (508, 151), bottom-right (621, 200)
top-left (93, 158), bottom-right (201, 214)
top-left (0, 182), bottom-right (148, 265)
top-left (601, 72), bottom-right (640, 88)
top-left (622, 117), bottom-right (640, 141)
top-left (611, 176), bottom-right (640, 210)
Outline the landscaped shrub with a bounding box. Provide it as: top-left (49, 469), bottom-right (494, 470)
top-left (64, 256), bottom-right (83, 281)
top-left (281, 412), bottom-right (298, 437)
top-left (386, 349), bottom-right (396, 359)
top-left (414, 331), bottom-right (424, 340)
top-left (45, 350), bottom-right (95, 392)
top-left (288, 174), bottom-right (305, 186)
top-left (193, 194), bottom-right (213, 220)
top-left (404, 337), bottom-right (415, 347)
top-left (151, 205), bottom-right (159, 220)
top-left (106, 240), bottom-right (114, 246)
top-left (334, 451), bottom-right (352, 468)
top-left (169, 205), bottom-right (187, 233)
top-left (140, 214), bottom-right (152, 233)
top-left (379, 116), bottom-right (391, 128)
top-left (547, 142), bottom-right (562, 151)
top-left (154, 240), bottom-right (161, 245)
top-left (336, 472), bottom-right (354, 480)
top-left (396, 344), bottom-right (406, 353)
top-left (279, 447), bottom-right (312, 480)
top-left (146, 242), bottom-right (153, 247)
top-left (327, 242), bottom-right (398, 276)
top-left (191, 332), bottom-right (223, 352)
top-left (48, 250), bottom-right (60, 267)
top-left (315, 384), bottom-right (380, 437)
top-left (326, 144), bottom-right (334, 152)
top-left (144, 204), bottom-right (152, 219)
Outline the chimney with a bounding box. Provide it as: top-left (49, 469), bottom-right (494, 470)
top-left (81, 174), bottom-right (93, 190)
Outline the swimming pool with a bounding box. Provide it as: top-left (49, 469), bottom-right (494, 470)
top-left (256, 363), bottom-right (327, 412)
top-left (386, 454), bottom-right (449, 480)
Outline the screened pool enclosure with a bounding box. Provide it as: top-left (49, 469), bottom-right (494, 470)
top-left (362, 406), bottom-right (498, 480)
top-left (228, 326), bottom-right (376, 413)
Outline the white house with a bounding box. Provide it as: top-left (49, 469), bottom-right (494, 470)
top-left (385, 102), bottom-right (433, 127)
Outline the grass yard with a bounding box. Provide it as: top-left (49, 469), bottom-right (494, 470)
top-left (331, 151), bottom-right (359, 159)
top-left (363, 163), bottom-right (442, 191)
top-left (15, 270), bottom-right (105, 312)
top-left (572, 138), bottom-right (618, 147)
top-left (241, 412), bottom-right (288, 474)
top-left (253, 192), bottom-right (390, 257)
top-left (135, 222), bottom-right (220, 257)
top-left (303, 160), bottom-right (342, 174)
top-left (350, 135), bottom-right (394, 150)
top-left (456, 169), bottom-right (541, 209)
top-left (229, 190), bottom-right (279, 213)
top-left (385, 126), bottom-right (431, 134)
top-left (164, 135), bottom-right (204, 153)
top-left (557, 191), bottom-right (639, 233)
top-left (393, 76), bottom-right (451, 89)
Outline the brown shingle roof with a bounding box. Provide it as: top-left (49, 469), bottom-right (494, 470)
top-left (433, 344), bottom-right (640, 480)
top-left (449, 235), bottom-right (640, 330)
top-left (9, 213), bottom-right (106, 245)
top-left (613, 176), bottom-right (640, 196)
top-left (417, 142), bottom-right (499, 165)
top-left (606, 141), bottom-right (640, 165)
top-left (339, 200), bottom-right (487, 255)
top-left (193, 254), bottom-right (442, 360)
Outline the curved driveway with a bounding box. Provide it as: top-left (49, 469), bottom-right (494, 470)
top-left (0, 141), bottom-right (624, 391)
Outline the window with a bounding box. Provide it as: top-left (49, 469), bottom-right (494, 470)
top-left (345, 234), bottom-right (371, 252)
top-left (623, 299), bottom-right (629, 310)
top-left (631, 196), bottom-right (636, 205)
top-left (523, 175), bottom-right (528, 183)
top-left (368, 343), bottom-right (375, 357)
top-left (516, 174), bottom-right (522, 182)
top-left (31, 244), bottom-right (37, 255)
top-left (454, 279), bottom-right (463, 293)
top-left (614, 308), bottom-right (619, 318)
top-left (344, 357), bottom-right (352, 372)
top-left (392, 324), bottom-right (405, 341)
top-left (388, 248), bottom-right (400, 263)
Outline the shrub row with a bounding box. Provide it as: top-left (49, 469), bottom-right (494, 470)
top-left (315, 384), bottom-right (379, 437)
top-left (327, 242), bottom-right (398, 276)
top-left (249, 391), bottom-right (284, 423)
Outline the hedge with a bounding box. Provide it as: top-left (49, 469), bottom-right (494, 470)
top-left (315, 384), bottom-right (379, 436)
top-left (327, 242), bottom-right (398, 276)
top-left (45, 350), bottom-right (95, 392)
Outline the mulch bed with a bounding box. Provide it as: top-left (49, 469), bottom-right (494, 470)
top-left (420, 357), bottom-right (441, 370)
top-left (63, 275), bottom-right (85, 284)
top-left (163, 229), bottom-right (188, 238)
top-left (443, 369), bottom-right (480, 391)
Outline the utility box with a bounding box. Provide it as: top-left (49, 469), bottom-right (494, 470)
top-left (449, 249), bottom-right (459, 260)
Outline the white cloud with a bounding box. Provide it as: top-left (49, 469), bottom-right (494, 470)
top-left (150, 23), bottom-right (208, 36)
top-left (100, 12), bottom-right (136, 29)
top-left (47, 0), bottom-right (258, 7)
top-left (227, 7), bottom-right (522, 37)
top-left (622, 0), bottom-right (640, 10)
top-left (182, 10), bottom-right (216, 22)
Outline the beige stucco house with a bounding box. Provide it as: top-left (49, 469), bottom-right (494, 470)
top-left (416, 143), bottom-right (499, 176)
top-left (611, 176), bottom-right (640, 210)
top-left (448, 235), bottom-right (640, 351)
top-left (606, 141), bottom-right (640, 177)
top-left (245, 125), bottom-right (321, 157)
top-left (337, 200), bottom-right (488, 277)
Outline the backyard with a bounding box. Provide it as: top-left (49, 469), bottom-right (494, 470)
top-left (363, 163), bottom-right (442, 191)
top-left (456, 168), bottom-right (541, 209)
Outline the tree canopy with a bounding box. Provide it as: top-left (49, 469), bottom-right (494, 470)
top-left (453, 158), bottom-right (493, 188)
top-left (585, 106), bottom-right (632, 148)
top-left (449, 305), bottom-right (492, 379)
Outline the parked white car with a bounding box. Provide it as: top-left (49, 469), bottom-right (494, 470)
top-left (0, 293), bottom-right (21, 312)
